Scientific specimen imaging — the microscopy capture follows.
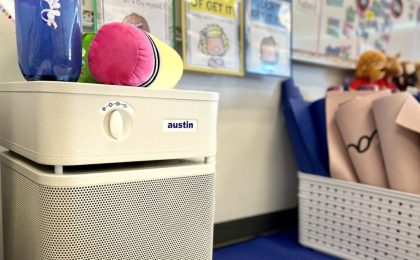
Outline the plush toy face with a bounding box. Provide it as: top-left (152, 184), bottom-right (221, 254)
top-left (404, 62), bottom-right (416, 75)
top-left (356, 51), bottom-right (387, 82)
top-left (385, 53), bottom-right (403, 78)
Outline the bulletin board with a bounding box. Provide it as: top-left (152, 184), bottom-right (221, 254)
top-left (293, 0), bottom-right (420, 68)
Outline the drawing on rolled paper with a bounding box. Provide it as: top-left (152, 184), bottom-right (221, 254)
top-left (346, 129), bottom-right (378, 153)
top-left (41, 0), bottom-right (61, 29)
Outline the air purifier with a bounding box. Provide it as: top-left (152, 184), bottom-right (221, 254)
top-left (0, 82), bottom-right (219, 260)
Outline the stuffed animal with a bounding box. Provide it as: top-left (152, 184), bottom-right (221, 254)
top-left (416, 63), bottom-right (420, 90)
top-left (384, 53), bottom-right (402, 89)
top-left (394, 62), bottom-right (418, 91)
top-left (350, 50), bottom-right (398, 91)
top-left (88, 22), bottom-right (183, 89)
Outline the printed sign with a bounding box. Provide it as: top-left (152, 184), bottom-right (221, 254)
top-left (181, 0), bottom-right (244, 76)
top-left (245, 0), bottom-right (291, 77)
top-left (163, 120), bottom-right (198, 132)
top-left (100, 0), bottom-right (173, 45)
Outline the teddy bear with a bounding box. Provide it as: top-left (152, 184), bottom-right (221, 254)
top-left (384, 53), bottom-right (402, 88)
top-left (350, 50), bottom-right (398, 91)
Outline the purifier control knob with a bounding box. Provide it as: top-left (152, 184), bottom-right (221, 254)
top-left (109, 110), bottom-right (124, 140)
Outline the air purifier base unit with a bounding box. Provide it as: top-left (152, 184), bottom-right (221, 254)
top-left (1, 152), bottom-right (215, 260)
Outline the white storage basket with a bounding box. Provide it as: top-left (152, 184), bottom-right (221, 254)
top-left (299, 172), bottom-right (420, 260)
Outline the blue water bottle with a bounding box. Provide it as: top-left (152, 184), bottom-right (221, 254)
top-left (14, 0), bottom-right (82, 81)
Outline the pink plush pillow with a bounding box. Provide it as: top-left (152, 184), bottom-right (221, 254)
top-left (88, 22), bottom-right (155, 86)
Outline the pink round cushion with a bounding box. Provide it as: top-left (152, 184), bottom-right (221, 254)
top-left (88, 22), bottom-right (155, 86)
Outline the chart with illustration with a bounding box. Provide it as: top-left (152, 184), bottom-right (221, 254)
top-left (100, 0), bottom-right (173, 45)
top-left (245, 0), bottom-right (291, 77)
top-left (293, 0), bottom-right (420, 64)
top-left (182, 0), bottom-right (244, 75)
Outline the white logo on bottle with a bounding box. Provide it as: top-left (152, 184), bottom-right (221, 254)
top-left (41, 0), bottom-right (61, 29)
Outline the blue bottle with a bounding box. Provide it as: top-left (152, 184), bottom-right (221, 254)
top-left (14, 0), bottom-right (82, 81)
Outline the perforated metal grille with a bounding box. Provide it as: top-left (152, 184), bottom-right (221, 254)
top-left (299, 173), bottom-right (420, 260)
top-left (2, 165), bottom-right (214, 260)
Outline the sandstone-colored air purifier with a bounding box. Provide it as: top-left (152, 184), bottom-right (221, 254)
top-left (0, 82), bottom-right (219, 260)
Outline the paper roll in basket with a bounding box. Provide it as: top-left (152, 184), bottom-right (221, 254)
top-left (335, 91), bottom-right (390, 188)
top-left (88, 22), bottom-right (183, 89)
top-left (372, 93), bottom-right (420, 194)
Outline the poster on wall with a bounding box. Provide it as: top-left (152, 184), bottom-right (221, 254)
top-left (293, 0), bottom-right (420, 67)
top-left (181, 0), bottom-right (244, 76)
top-left (82, 0), bottom-right (97, 32)
top-left (99, 0), bottom-right (173, 45)
top-left (245, 0), bottom-right (291, 77)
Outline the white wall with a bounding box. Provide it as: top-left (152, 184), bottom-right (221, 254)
top-left (0, 15), bottom-right (24, 82)
top-left (177, 64), bottom-right (350, 223)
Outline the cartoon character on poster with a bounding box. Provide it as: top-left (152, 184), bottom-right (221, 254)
top-left (123, 13), bottom-right (150, 32)
top-left (198, 24), bottom-right (230, 68)
top-left (83, 10), bottom-right (94, 28)
top-left (259, 36), bottom-right (279, 72)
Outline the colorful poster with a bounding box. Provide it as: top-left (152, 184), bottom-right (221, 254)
top-left (82, 0), bottom-right (97, 32)
top-left (245, 0), bottom-right (291, 77)
top-left (99, 0), bottom-right (173, 45)
top-left (181, 0), bottom-right (244, 76)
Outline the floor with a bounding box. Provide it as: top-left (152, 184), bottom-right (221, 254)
top-left (213, 228), bottom-right (336, 260)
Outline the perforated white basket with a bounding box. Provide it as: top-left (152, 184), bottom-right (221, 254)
top-left (299, 172), bottom-right (420, 260)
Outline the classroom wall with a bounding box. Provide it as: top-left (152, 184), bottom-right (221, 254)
top-left (177, 64), bottom-right (350, 223)
top-left (0, 13), bottom-right (351, 225)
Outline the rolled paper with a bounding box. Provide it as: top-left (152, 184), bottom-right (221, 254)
top-left (335, 91), bottom-right (391, 187)
top-left (326, 91), bottom-right (377, 182)
top-left (373, 93), bottom-right (420, 194)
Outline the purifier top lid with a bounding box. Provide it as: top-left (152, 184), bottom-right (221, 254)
top-left (0, 81), bottom-right (219, 101)
top-left (0, 81), bottom-right (218, 166)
